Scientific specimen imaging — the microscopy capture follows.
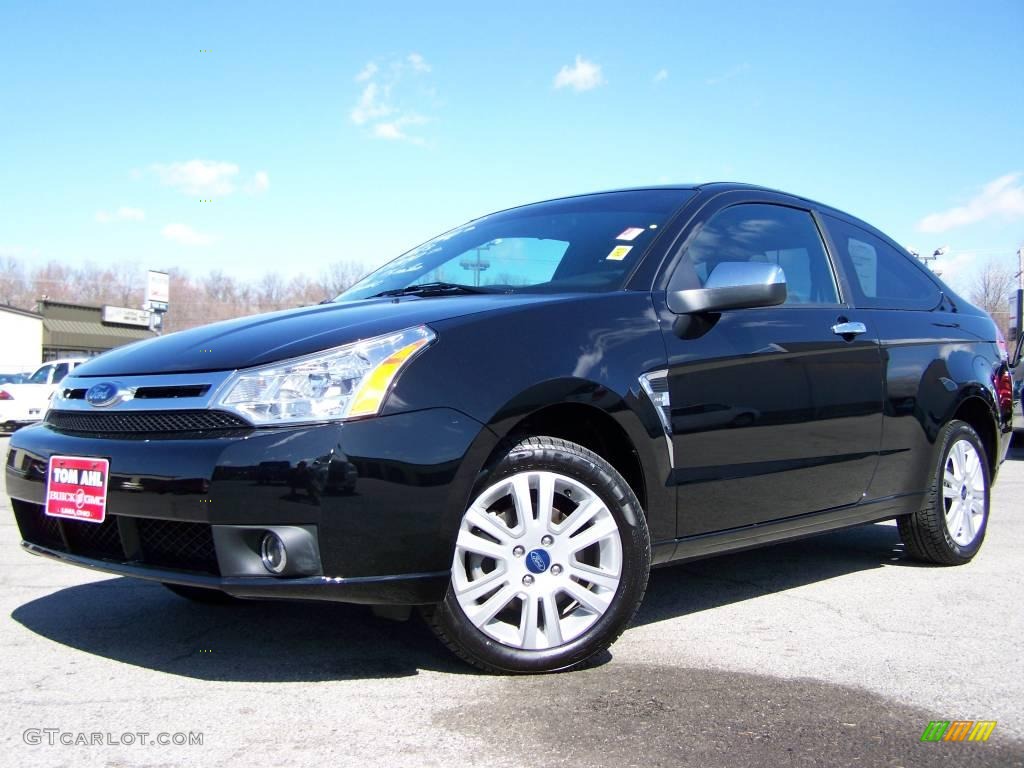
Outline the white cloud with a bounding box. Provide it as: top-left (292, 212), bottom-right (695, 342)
top-left (653, 68), bottom-right (669, 83)
top-left (245, 170), bottom-right (270, 194)
top-left (373, 122), bottom-right (405, 141)
top-left (350, 82), bottom-right (393, 126)
top-left (161, 223), bottom-right (215, 247)
top-left (554, 55), bottom-right (604, 92)
top-left (95, 207), bottom-right (145, 224)
top-left (705, 63), bottom-right (749, 86)
top-left (917, 173), bottom-right (1024, 233)
top-left (355, 62), bottom-right (378, 82)
top-left (350, 55), bottom-right (434, 144)
top-left (407, 52), bottom-right (431, 73)
top-left (151, 160), bottom-right (239, 196)
top-left (373, 114), bottom-right (428, 144)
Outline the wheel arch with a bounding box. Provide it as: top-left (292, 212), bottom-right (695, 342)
top-left (950, 393), bottom-right (999, 476)
top-left (478, 379), bottom-right (676, 544)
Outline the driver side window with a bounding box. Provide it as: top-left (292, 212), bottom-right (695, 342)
top-left (671, 204), bottom-right (839, 305)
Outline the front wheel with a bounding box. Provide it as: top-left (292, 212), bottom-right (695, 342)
top-left (427, 436), bottom-right (650, 673)
top-left (898, 420), bottom-right (990, 565)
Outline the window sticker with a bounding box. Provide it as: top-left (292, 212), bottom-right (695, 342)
top-left (616, 227), bottom-right (645, 242)
top-left (847, 238), bottom-right (878, 297)
top-left (606, 245), bottom-right (633, 261)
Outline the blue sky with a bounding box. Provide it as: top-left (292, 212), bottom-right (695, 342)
top-left (1, 0), bottom-right (1022, 292)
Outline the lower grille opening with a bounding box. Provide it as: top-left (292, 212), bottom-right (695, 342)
top-left (12, 500), bottom-right (64, 550)
top-left (63, 515), bottom-right (125, 560)
top-left (13, 500), bottom-right (220, 576)
top-left (137, 518), bottom-right (220, 575)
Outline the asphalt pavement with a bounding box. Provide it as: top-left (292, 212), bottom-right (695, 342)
top-left (1, 435), bottom-right (1022, 767)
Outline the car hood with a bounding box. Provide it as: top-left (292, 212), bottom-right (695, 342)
top-left (74, 294), bottom-right (571, 376)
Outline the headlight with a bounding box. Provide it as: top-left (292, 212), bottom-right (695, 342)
top-left (215, 325), bottom-right (435, 425)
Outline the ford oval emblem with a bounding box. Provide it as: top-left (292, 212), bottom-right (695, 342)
top-left (525, 549), bottom-right (551, 574)
top-left (85, 382), bottom-right (120, 407)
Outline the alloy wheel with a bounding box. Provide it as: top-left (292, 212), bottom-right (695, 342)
top-left (451, 470), bottom-right (623, 650)
top-left (941, 438), bottom-right (987, 547)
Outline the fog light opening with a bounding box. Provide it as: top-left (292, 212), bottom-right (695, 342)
top-left (260, 532), bottom-right (288, 575)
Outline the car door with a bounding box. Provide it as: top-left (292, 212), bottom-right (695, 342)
top-left (656, 197), bottom-right (885, 536)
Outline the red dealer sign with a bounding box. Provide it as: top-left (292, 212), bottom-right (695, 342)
top-left (45, 456), bottom-right (110, 524)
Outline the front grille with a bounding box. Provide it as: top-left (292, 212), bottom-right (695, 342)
top-left (45, 409), bottom-right (250, 434)
top-left (14, 501), bottom-right (220, 576)
top-left (137, 518), bottom-right (220, 575)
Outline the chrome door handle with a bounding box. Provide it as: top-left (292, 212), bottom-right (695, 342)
top-left (832, 321), bottom-right (867, 337)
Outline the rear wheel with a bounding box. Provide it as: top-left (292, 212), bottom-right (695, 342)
top-left (898, 420), bottom-right (990, 565)
top-left (427, 436), bottom-right (650, 673)
top-left (162, 583), bottom-right (237, 604)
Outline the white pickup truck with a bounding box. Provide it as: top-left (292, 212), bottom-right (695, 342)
top-left (0, 358), bottom-right (88, 432)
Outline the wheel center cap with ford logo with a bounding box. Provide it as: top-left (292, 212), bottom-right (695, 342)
top-left (85, 382), bottom-right (122, 407)
top-left (525, 548), bottom-right (551, 574)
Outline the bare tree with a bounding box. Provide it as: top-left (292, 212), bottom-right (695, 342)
top-left (107, 262), bottom-right (143, 306)
top-left (320, 260), bottom-right (366, 297)
top-left (969, 260), bottom-right (1016, 336)
top-left (0, 255), bottom-right (27, 307)
top-left (0, 254), bottom-right (380, 333)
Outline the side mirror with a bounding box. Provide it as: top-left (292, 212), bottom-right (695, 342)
top-left (667, 261), bottom-right (787, 315)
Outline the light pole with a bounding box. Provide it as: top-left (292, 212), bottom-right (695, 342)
top-left (910, 246), bottom-right (946, 275)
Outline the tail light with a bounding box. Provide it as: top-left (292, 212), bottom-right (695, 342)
top-left (0, 390), bottom-right (12, 400)
top-left (995, 368), bottom-right (1013, 411)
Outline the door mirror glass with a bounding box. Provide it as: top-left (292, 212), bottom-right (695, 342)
top-left (667, 261), bottom-right (787, 314)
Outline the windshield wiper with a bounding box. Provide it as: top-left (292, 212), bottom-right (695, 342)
top-left (371, 282), bottom-right (492, 298)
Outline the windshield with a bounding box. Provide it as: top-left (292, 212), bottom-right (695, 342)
top-left (27, 365), bottom-right (50, 384)
top-left (339, 190), bottom-right (694, 300)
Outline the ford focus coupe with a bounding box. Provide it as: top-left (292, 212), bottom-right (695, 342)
top-left (7, 183), bottom-right (1016, 673)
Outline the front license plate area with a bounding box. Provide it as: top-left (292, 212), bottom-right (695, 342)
top-left (45, 455), bottom-right (110, 524)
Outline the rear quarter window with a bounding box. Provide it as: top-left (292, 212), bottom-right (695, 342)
top-left (821, 214), bottom-right (941, 311)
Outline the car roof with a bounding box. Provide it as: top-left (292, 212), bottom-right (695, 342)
top-left (496, 182), bottom-right (869, 227)
top-left (563, 182), bottom-right (902, 247)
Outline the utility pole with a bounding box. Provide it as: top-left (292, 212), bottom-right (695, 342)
top-left (460, 243), bottom-right (492, 287)
top-left (910, 246), bottom-right (945, 275)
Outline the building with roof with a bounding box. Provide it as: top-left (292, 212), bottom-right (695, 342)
top-left (0, 304), bottom-right (43, 373)
top-left (39, 299), bottom-right (156, 361)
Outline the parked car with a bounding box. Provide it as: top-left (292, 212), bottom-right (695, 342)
top-left (0, 372), bottom-right (29, 385)
top-left (0, 358), bottom-right (88, 432)
top-left (6, 184), bottom-right (1016, 673)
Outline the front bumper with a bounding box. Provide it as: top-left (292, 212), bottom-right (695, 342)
top-left (7, 408), bottom-right (496, 604)
top-left (21, 541), bottom-right (450, 604)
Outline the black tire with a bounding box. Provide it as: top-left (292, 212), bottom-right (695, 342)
top-left (162, 583), bottom-right (238, 604)
top-left (897, 420), bottom-right (990, 565)
top-left (427, 436), bottom-right (651, 674)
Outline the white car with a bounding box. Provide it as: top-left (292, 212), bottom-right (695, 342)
top-left (0, 358), bottom-right (88, 432)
